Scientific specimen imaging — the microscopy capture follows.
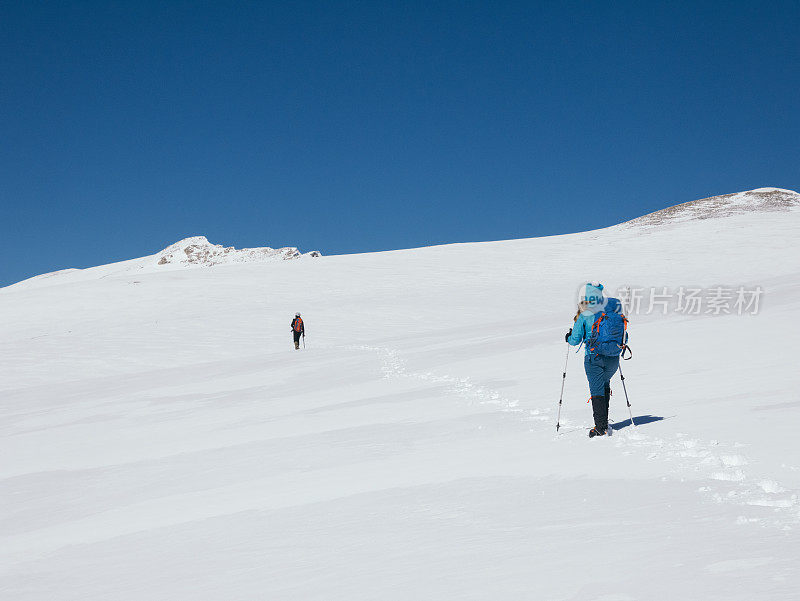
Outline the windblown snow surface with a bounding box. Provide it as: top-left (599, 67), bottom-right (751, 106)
top-left (2, 188), bottom-right (799, 600)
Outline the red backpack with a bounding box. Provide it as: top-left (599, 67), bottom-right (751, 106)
top-left (293, 317), bottom-right (303, 332)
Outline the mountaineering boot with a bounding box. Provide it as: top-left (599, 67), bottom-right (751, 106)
top-left (589, 426), bottom-right (607, 438)
top-left (295, 341), bottom-right (300, 350)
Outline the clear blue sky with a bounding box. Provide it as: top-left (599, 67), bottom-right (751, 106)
top-left (2, 1), bottom-right (798, 286)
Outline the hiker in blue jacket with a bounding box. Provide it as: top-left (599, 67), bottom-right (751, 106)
top-left (565, 283), bottom-right (629, 438)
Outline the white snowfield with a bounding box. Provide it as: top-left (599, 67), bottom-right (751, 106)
top-left (2, 188), bottom-right (799, 600)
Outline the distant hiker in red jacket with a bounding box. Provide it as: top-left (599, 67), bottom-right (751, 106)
top-left (291, 313), bottom-right (305, 349)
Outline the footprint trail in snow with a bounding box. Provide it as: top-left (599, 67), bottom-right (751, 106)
top-left (346, 344), bottom-right (800, 531)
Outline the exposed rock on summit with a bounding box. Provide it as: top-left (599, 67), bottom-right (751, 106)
top-left (154, 236), bottom-right (321, 267)
top-left (625, 188), bottom-right (799, 228)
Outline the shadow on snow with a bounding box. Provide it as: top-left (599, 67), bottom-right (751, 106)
top-left (610, 414), bottom-right (673, 431)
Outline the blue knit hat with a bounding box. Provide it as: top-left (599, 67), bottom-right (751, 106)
top-left (582, 282), bottom-right (605, 308)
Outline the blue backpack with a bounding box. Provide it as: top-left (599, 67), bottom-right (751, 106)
top-left (587, 297), bottom-right (629, 357)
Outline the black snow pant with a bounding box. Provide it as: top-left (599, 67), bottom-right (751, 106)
top-left (293, 331), bottom-right (303, 348)
top-left (584, 353), bottom-right (619, 431)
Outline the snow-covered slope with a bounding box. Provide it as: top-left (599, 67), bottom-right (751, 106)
top-left (2, 188), bottom-right (799, 600)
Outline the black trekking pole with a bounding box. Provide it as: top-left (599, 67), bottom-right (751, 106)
top-left (556, 344), bottom-right (571, 432)
top-left (618, 362), bottom-right (636, 427)
top-left (302, 332), bottom-right (306, 349)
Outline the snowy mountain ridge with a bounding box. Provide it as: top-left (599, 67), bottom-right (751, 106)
top-left (6, 187), bottom-right (798, 292)
top-left (4, 236), bottom-right (321, 291)
top-left (624, 187), bottom-right (800, 228)
top-left (154, 236), bottom-right (321, 268)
